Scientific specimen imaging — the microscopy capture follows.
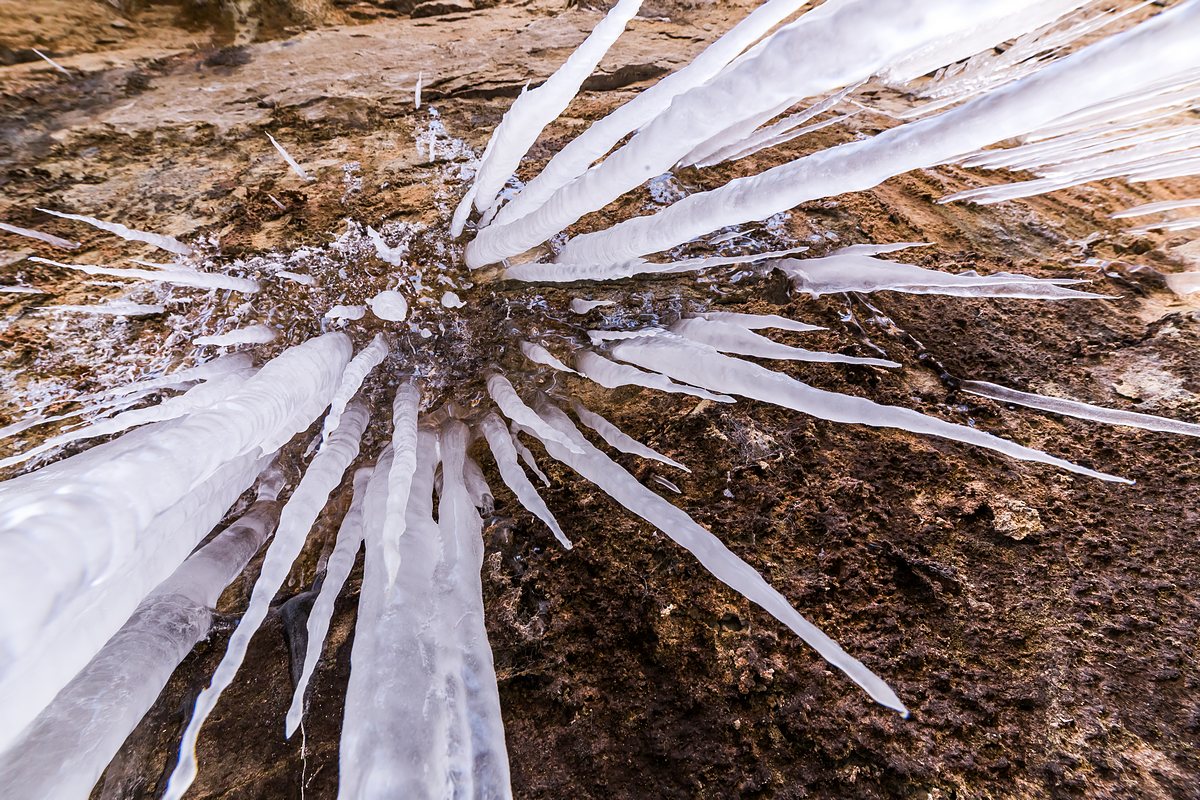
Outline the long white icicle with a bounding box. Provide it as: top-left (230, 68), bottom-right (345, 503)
top-left (569, 398), bottom-right (689, 473)
top-left (480, 413), bottom-right (570, 548)
top-left (35, 207), bottom-right (192, 256)
top-left (382, 381), bottom-right (421, 586)
top-left (320, 333), bottom-right (389, 447)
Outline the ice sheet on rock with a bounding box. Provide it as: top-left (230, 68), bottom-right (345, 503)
top-left (0, 474), bottom-right (283, 800)
top-left (519, 340), bottom-right (578, 374)
top-left (468, 0), bottom-right (1073, 268)
top-left (521, 400), bottom-right (908, 715)
top-left (285, 467), bottom-right (372, 737)
top-left (0, 333), bottom-right (349, 752)
top-left (550, 1), bottom-right (1200, 267)
top-left (569, 398), bottom-right (689, 473)
top-left (165, 403), bottom-right (369, 800)
top-left (36, 208), bottom-right (192, 256)
top-left (30, 256), bottom-right (259, 293)
top-left (575, 350), bottom-right (735, 404)
top-left (487, 372), bottom-right (583, 454)
top-left (0, 221), bottom-right (79, 250)
top-left (195, 324), bottom-right (278, 347)
top-left (692, 311), bottom-right (823, 333)
top-left (469, 0), bottom-right (644, 216)
top-left (267, 133), bottom-right (314, 182)
top-left (320, 333), bottom-right (389, 447)
top-left (569, 298), bottom-right (616, 314)
top-left (490, 0), bottom-right (815, 228)
top-left (778, 254), bottom-right (1109, 300)
top-left (610, 335), bottom-right (1128, 483)
top-left (962, 380), bottom-right (1200, 438)
top-left (670, 317), bottom-right (898, 367)
top-left (480, 414), bottom-right (569, 547)
top-left (382, 382), bottom-right (421, 587)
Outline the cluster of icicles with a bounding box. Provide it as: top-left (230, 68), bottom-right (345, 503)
top-left (3, 0), bottom-right (1200, 798)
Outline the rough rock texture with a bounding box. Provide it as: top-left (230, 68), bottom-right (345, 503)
top-left (1, 1), bottom-right (1198, 799)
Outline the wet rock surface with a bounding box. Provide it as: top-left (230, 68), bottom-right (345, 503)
top-left (1, 1), bottom-right (1198, 798)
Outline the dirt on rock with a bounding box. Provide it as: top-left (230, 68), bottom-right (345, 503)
top-left (1, 1), bottom-right (1198, 799)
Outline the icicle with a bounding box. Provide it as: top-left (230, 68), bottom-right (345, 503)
top-left (651, 474), bottom-right (682, 494)
top-left (519, 340), bottom-right (578, 375)
top-left (575, 350), bottom-right (735, 404)
top-left (275, 270), bottom-right (316, 286)
top-left (504, 246), bottom-right (808, 282)
top-left (1112, 198), bottom-right (1200, 219)
top-left (1127, 216), bottom-right (1200, 234)
top-left (692, 310), bottom-right (823, 333)
top-left (463, 455), bottom-right (494, 513)
top-left (267, 133), bottom-right (314, 182)
top-left (0, 221), bottom-right (78, 250)
top-left (469, 0), bottom-right (644, 215)
top-left (382, 381), bottom-right (420, 587)
top-left (489, 0), bottom-right (814, 228)
top-left (368, 290), bottom-right (409, 321)
top-left (29, 256), bottom-right (259, 293)
top-left (285, 467), bottom-right (372, 737)
top-left (569, 397), bottom-right (689, 472)
top-left (670, 316), bottom-right (899, 367)
top-left (778, 254), bottom-right (1110, 300)
top-left (510, 422), bottom-right (551, 486)
top-left (480, 414), bottom-right (569, 547)
top-left (0, 371), bottom-right (251, 471)
top-left (569, 298), bottom-right (616, 314)
top-left (487, 372), bottom-right (584, 454)
top-left (698, 112), bottom-right (857, 168)
top-left (320, 333), bottom-right (389, 447)
top-left (0, 474), bottom-right (283, 800)
top-left (468, 0), bottom-right (1080, 268)
top-left (0, 333), bottom-right (349, 753)
top-left (962, 380), bottom-right (1200, 438)
top-left (195, 324), bottom-right (278, 347)
top-left (522, 400), bottom-right (908, 715)
top-left (164, 403), bottom-right (369, 800)
top-left (325, 304), bottom-right (367, 321)
top-left (36, 301), bottom-right (165, 317)
top-left (415, 71), bottom-right (424, 110)
top-left (0, 285), bottom-right (46, 294)
top-left (32, 48), bottom-right (70, 75)
top-left (609, 335), bottom-right (1128, 483)
top-left (35, 208), bottom-right (192, 256)
top-left (549, 1), bottom-right (1200, 267)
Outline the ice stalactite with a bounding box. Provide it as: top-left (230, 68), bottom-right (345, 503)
top-left (519, 340), bottom-right (578, 375)
top-left (36, 301), bottom-right (166, 317)
top-left (35, 208), bottom-right (193, 256)
top-left (467, 0), bottom-right (643, 217)
top-left (165, 401), bottom-right (370, 800)
top-left (669, 317), bottom-right (900, 367)
top-left (286, 467), bottom-right (373, 737)
top-left (961, 380), bottom-right (1200, 438)
top-left (467, 0), bottom-right (1085, 268)
top-left (267, 133), bottom-right (315, 182)
top-left (487, 0), bottom-right (814, 228)
top-left (691, 310), bottom-right (823, 333)
top-left (487, 372), bottom-right (583, 454)
top-left (195, 324), bottom-right (279, 347)
top-left (479, 413), bottom-right (569, 548)
top-left (1112, 198), bottom-right (1200, 219)
top-left (777, 253), bottom-right (1109, 300)
top-left (502, 246), bottom-right (807, 283)
top-left (340, 423), bottom-right (511, 800)
top-left (608, 335), bottom-right (1128, 483)
top-left (382, 381), bottom-right (420, 586)
top-left (574, 350), bottom-right (735, 404)
top-left (549, 0), bottom-right (1199, 268)
top-left (0, 332), bottom-right (350, 751)
top-left (522, 400), bottom-right (908, 715)
top-left (0, 472), bottom-right (284, 800)
top-left (568, 398), bottom-right (688, 473)
top-left (0, 221), bottom-right (79, 250)
top-left (510, 421), bottom-right (551, 486)
top-left (29, 256), bottom-right (260, 293)
top-left (320, 333), bottom-right (390, 447)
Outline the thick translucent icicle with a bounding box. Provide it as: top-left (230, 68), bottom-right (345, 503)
top-left (285, 467), bottom-right (372, 737)
top-left (777, 254), bottom-right (1107, 300)
top-left (551, 1), bottom-right (1200, 266)
top-left (489, 0), bottom-right (814, 228)
top-left (692, 310), bottom-right (823, 333)
top-left (519, 340), bottom-right (578, 374)
top-left (470, 0), bottom-right (644, 215)
top-left (670, 316), bottom-right (899, 367)
top-left (195, 324), bottom-right (278, 347)
top-left (480, 413), bottom-right (570, 548)
top-left (36, 208), bottom-right (192, 256)
top-left (267, 133), bottom-right (314, 182)
top-left (164, 402), bottom-right (369, 800)
top-left (569, 398), bottom-right (689, 472)
top-left (575, 350), bottom-right (735, 404)
top-left (0, 221), bottom-right (78, 250)
top-left (962, 380), bottom-right (1200, 438)
top-left (382, 381), bottom-right (420, 586)
top-left (523, 400), bottom-right (908, 715)
top-left (610, 335), bottom-right (1128, 483)
top-left (29, 256), bottom-right (259, 293)
top-left (0, 474), bottom-right (283, 800)
top-left (487, 372), bottom-right (584, 454)
top-left (321, 333), bottom-right (389, 447)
